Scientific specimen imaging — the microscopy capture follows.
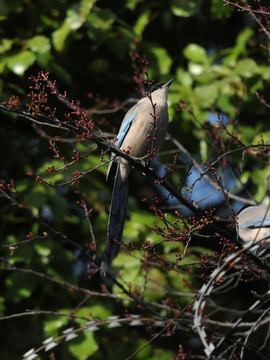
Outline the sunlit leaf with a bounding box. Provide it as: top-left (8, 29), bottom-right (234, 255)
top-left (0, 38), bottom-right (13, 53)
top-left (234, 58), bottom-right (258, 78)
top-left (44, 317), bottom-right (68, 337)
top-left (193, 83), bottom-right (219, 108)
top-left (76, 305), bottom-right (111, 320)
top-left (150, 46), bottom-right (172, 76)
top-left (171, 0), bottom-right (201, 17)
top-left (133, 11), bottom-right (150, 37)
top-left (7, 50), bottom-right (35, 75)
top-left (183, 44), bottom-right (207, 63)
top-left (27, 36), bottom-right (51, 54)
top-left (53, 0), bottom-right (97, 52)
top-left (69, 332), bottom-right (99, 360)
top-left (251, 168), bottom-right (270, 201)
top-left (224, 28), bottom-right (254, 65)
top-left (87, 8), bottom-right (116, 31)
top-left (253, 131), bottom-right (270, 144)
top-left (52, 21), bottom-right (71, 52)
top-left (34, 243), bottom-right (52, 257)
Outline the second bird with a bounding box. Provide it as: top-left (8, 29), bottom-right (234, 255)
top-left (101, 79), bottom-right (173, 274)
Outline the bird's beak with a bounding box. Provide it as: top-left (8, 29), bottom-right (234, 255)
top-left (163, 78), bottom-right (174, 87)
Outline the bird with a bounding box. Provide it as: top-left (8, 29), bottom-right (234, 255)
top-left (101, 79), bottom-right (173, 274)
top-left (237, 205), bottom-right (270, 244)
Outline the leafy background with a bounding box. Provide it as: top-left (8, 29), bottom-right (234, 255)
top-left (0, 0), bottom-right (270, 359)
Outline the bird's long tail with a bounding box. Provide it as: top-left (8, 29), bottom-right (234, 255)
top-left (101, 164), bottom-right (129, 274)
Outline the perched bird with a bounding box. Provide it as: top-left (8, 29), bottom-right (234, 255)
top-left (101, 79), bottom-right (173, 274)
top-left (237, 205), bottom-right (270, 244)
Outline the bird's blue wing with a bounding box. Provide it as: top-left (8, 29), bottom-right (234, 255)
top-left (115, 110), bottom-right (137, 147)
top-left (243, 214), bottom-right (270, 229)
top-left (107, 108), bottom-right (137, 181)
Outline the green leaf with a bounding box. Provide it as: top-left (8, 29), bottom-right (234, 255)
top-left (188, 62), bottom-right (204, 76)
top-left (224, 28), bottom-right (254, 65)
top-left (212, 64), bottom-right (232, 77)
top-left (53, 0), bottom-right (97, 52)
top-left (183, 44), bottom-right (207, 63)
top-left (44, 317), bottom-right (68, 336)
top-left (126, 0), bottom-right (142, 10)
top-left (236, 27), bottom-right (255, 52)
top-left (211, 0), bottom-right (234, 18)
top-left (150, 46), bottom-right (172, 76)
top-left (135, 338), bottom-right (152, 359)
top-left (143, 268), bottom-right (167, 301)
top-left (123, 207), bottom-right (162, 244)
top-left (171, 0), bottom-right (201, 17)
top-left (87, 8), bottom-right (116, 31)
top-left (79, 0), bottom-right (97, 23)
top-left (27, 35), bottom-right (51, 54)
top-left (176, 68), bottom-right (193, 86)
top-left (113, 252), bottom-right (142, 285)
top-left (253, 131), bottom-right (270, 144)
top-left (0, 38), bottom-right (13, 53)
top-left (193, 83), bottom-right (219, 108)
top-left (234, 58), bottom-right (258, 78)
top-left (34, 243), bottom-right (51, 257)
top-left (69, 332), bottom-right (99, 360)
top-left (0, 58), bottom-right (7, 73)
top-left (200, 139), bottom-right (208, 162)
top-left (239, 124), bottom-right (263, 144)
top-left (67, 0), bottom-right (97, 30)
top-left (7, 50), bottom-right (35, 75)
top-left (133, 11), bottom-right (150, 37)
top-left (251, 168), bottom-right (270, 201)
top-left (259, 66), bottom-right (270, 80)
top-left (76, 305), bottom-right (111, 320)
top-left (66, 8), bottom-right (86, 30)
top-left (52, 20), bottom-right (71, 52)
top-left (217, 94), bottom-right (237, 118)
top-left (38, 159), bottom-right (65, 184)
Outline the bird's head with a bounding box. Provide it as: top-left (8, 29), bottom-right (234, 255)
top-left (150, 78), bottom-right (174, 93)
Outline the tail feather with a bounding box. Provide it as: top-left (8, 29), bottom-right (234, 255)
top-left (101, 164), bottom-right (129, 274)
